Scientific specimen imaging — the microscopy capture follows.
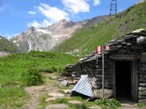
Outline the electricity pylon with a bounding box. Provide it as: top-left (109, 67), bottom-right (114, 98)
top-left (110, 0), bottom-right (117, 15)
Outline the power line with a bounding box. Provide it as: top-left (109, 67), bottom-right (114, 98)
top-left (110, 0), bottom-right (117, 15)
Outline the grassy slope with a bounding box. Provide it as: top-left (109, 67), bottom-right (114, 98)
top-left (0, 51), bottom-right (78, 108)
top-left (53, 2), bottom-right (146, 56)
top-left (0, 36), bottom-right (19, 53)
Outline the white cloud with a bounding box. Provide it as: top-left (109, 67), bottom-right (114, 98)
top-left (27, 19), bottom-right (52, 28)
top-left (28, 11), bottom-right (36, 15)
top-left (93, 0), bottom-right (100, 6)
top-left (28, 20), bottom-right (41, 28)
top-left (37, 3), bottom-right (69, 23)
top-left (62, 0), bottom-right (90, 14)
top-left (42, 19), bottom-right (52, 27)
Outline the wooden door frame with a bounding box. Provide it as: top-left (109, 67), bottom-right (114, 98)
top-left (112, 60), bottom-right (138, 101)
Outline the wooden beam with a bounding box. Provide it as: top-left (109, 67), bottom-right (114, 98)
top-left (110, 54), bottom-right (135, 60)
top-left (131, 61), bottom-right (138, 102)
top-left (112, 61), bottom-right (116, 98)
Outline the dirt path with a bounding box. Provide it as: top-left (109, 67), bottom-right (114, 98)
top-left (22, 85), bottom-right (47, 109)
top-left (22, 73), bottom-right (60, 109)
top-left (22, 73), bottom-right (146, 109)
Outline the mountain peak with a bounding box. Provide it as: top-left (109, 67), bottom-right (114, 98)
top-left (58, 19), bottom-right (70, 24)
top-left (28, 26), bottom-right (35, 32)
top-left (10, 14), bottom-right (107, 53)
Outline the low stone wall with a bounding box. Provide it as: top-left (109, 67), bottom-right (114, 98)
top-left (89, 56), bottom-right (113, 98)
top-left (138, 57), bottom-right (146, 103)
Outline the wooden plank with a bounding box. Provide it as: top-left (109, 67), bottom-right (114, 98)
top-left (131, 61), bottom-right (138, 102)
top-left (110, 54), bottom-right (135, 60)
top-left (112, 61), bottom-right (116, 98)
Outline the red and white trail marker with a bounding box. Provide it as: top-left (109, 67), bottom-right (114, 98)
top-left (96, 46), bottom-right (102, 54)
top-left (104, 46), bottom-right (111, 50)
top-left (96, 45), bottom-right (110, 54)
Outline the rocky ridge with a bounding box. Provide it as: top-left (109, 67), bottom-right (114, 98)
top-left (138, 0), bottom-right (146, 4)
top-left (10, 16), bottom-right (107, 53)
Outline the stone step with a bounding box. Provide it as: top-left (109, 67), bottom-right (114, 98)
top-left (45, 97), bottom-right (56, 102)
top-left (68, 100), bottom-right (82, 105)
top-left (48, 93), bottom-right (64, 98)
top-left (46, 104), bottom-right (69, 109)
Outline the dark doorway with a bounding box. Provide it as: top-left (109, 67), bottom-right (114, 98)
top-left (115, 61), bottom-right (132, 100)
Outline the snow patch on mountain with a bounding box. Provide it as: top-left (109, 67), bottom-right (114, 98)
top-left (10, 16), bottom-right (107, 53)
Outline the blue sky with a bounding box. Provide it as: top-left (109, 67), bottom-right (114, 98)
top-left (0, 0), bottom-right (139, 38)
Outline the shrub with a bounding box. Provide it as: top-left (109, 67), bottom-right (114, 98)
top-left (22, 68), bottom-right (44, 86)
top-left (137, 102), bottom-right (145, 108)
top-left (95, 98), bottom-right (121, 109)
top-left (51, 66), bottom-right (57, 72)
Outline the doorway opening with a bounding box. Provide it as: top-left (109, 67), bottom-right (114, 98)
top-left (115, 61), bottom-right (132, 100)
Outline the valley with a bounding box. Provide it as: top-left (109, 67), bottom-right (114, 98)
top-left (0, 1), bottom-right (146, 109)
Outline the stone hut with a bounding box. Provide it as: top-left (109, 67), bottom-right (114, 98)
top-left (73, 29), bottom-right (146, 102)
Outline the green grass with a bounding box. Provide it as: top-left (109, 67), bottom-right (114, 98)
top-left (137, 102), bottom-right (146, 107)
top-left (0, 51), bottom-right (78, 108)
top-left (38, 92), bottom-right (48, 109)
top-left (0, 36), bottom-right (19, 53)
top-left (53, 2), bottom-right (146, 56)
top-left (95, 99), bottom-right (121, 109)
top-left (49, 97), bottom-right (89, 109)
top-left (51, 98), bottom-right (69, 104)
top-left (0, 87), bottom-right (28, 108)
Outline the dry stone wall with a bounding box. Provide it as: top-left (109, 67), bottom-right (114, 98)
top-left (65, 29), bottom-right (146, 101)
top-left (138, 57), bottom-right (146, 103)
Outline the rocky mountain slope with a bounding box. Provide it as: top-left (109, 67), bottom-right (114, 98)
top-left (53, 1), bottom-right (146, 56)
top-left (10, 16), bottom-right (107, 53)
top-left (137, 0), bottom-right (146, 4)
top-left (84, 15), bottom-right (108, 27)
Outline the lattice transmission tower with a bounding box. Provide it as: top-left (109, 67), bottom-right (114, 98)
top-left (110, 0), bottom-right (117, 15)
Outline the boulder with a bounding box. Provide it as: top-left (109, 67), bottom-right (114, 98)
top-left (48, 93), bottom-right (64, 98)
top-left (93, 89), bottom-right (113, 98)
top-left (68, 100), bottom-right (82, 105)
top-left (60, 80), bottom-right (69, 87)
